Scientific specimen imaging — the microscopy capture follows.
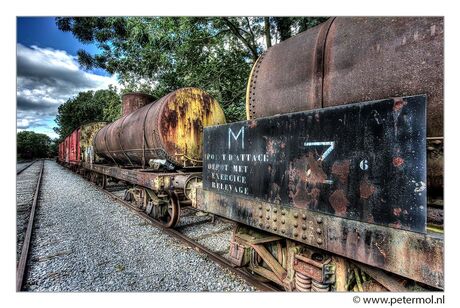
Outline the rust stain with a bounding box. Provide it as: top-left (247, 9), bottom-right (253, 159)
top-left (389, 221), bottom-right (402, 229)
top-left (306, 152), bottom-right (327, 184)
top-left (331, 160), bottom-right (351, 184)
top-left (393, 208), bottom-right (402, 216)
top-left (392, 157), bottom-right (405, 167)
top-left (360, 178), bottom-right (376, 199)
top-left (288, 155), bottom-right (326, 209)
top-left (266, 139), bottom-right (277, 156)
top-left (329, 189), bottom-right (349, 216)
top-left (293, 180), bottom-right (308, 208)
top-left (393, 99), bottom-right (407, 111)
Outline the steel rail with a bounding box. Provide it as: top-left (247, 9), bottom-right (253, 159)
top-left (90, 182), bottom-right (279, 292)
top-left (16, 160), bottom-right (44, 291)
top-left (17, 160), bottom-right (37, 175)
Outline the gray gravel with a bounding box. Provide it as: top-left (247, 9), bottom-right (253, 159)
top-left (24, 161), bottom-right (255, 292)
top-left (16, 161), bottom-right (32, 173)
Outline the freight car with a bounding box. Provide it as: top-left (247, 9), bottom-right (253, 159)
top-left (195, 17), bottom-right (444, 292)
top-left (58, 87), bottom-right (226, 227)
top-left (57, 17), bottom-right (444, 292)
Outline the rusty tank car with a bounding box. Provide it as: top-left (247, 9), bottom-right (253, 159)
top-left (60, 88), bottom-right (226, 227)
top-left (94, 87), bottom-right (226, 169)
top-left (245, 16), bottom-right (443, 221)
top-left (196, 17), bottom-right (444, 292)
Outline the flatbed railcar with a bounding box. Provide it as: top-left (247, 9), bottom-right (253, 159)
top-left (58, 17), bottom-right (444, 292)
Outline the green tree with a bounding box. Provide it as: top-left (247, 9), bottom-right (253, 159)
top-left (17, 131), bottom-right (52, 159)
top-left (49, 138), bottom-right (59, 157)
top-left (54, 87), bottom-right (120, 139)
top-left (56, 17), bottom-right (328, 122)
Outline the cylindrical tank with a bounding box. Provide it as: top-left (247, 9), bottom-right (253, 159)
top-left (246, 17), bottom-right (443, 196)
top-left (246, 17), bottom-right (443, 137)
top-left (121, 92), bottom-right (155, 117)
top-left (94, 88), bottom-right (226, 168)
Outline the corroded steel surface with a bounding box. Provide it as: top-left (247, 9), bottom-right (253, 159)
top-left (80, 122), bottom-right (107, 163)
top-left (121, 92), bottom-right (155, 117)
top-left (94, 88), bottom-right (226, 168)
top-left (197, 189), bottom-right (443, 289)
top-left (81, 162), bottom-right (200, 199)
top-left (204, 95), bottom-right (427, 232)
top-left (246, 17), bottom-right (443, 138)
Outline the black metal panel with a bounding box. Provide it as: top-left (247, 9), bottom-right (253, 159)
top-left (203, 95), bottom-right (427, 232)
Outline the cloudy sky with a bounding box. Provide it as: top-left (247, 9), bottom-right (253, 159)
top-left (17, 17), bottom-right (118, 139)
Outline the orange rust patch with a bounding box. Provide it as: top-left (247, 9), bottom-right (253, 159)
top-left (331, 160), bottom-right (351, 184)
top-left (329, 189), bottom-right (349, 216)
top-left (393, 208), bottom-right (402, 216)
top-left (266, 139), bottom-right (277, 156)
top-left (393, 99), bottom-right (407, 111)
top-left (288, 155), bottom-right (326, 209)
top-left (306, 153), bottom-right (327, 184)
top-left (292, 181), bottom-right (308, 208)
top-left (393, 157), bottom-right (405, 167)
top-left (360, 178), bottom-right (376, 199)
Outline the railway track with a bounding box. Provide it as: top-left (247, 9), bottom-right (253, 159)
top-left (89, 179), bottom-right (280, 291)
top-left (16, 160), bottom-right (37, 175)
top-left (16, 160), bottom-right (44, 291)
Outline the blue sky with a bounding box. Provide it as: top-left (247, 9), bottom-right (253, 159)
top-left (18, 17), bottom-right (100, 57)
top-left (16, 17), bottom-right (118, 139)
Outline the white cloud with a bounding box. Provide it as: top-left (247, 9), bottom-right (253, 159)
top-left (16, 43), bottom-right (119, 138)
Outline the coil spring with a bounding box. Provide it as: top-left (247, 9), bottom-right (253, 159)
top-left (311, 279), bottom-right (330, 292)
top-left (295, 272), bottom-right (312, 292)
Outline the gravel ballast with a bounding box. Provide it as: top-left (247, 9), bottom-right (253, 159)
top-left (24, 161), bottom-right (255, 292)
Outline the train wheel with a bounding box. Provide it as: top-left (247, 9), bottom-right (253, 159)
top-left (159, 194), bottom-right (180, 228)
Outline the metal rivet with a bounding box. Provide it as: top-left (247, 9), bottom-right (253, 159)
top-left (266, 225), bottom-right (270, 229)
top-left (259, 222), bottom-right (263, 227)
top-left (273, 208), bottom-right (277, 213)
top-left (273, 226), bottom-right (277, 231)
top-left (281, 210), bottom-right (286, 216)
top-left (294, 213), bottom-right (299, 218)
top-left (302, 234), bottom-right (307, 240)
top-left (302, 214), bottom-right (307, 220)
top-left (258, 205), bottom-right (262, 209)
top-left (302, 224), bottom-right (307, 230)
top-left (316, 217), bottom-right (323, 224)
top-left (273, 217), bottom-right (277, 222)
top-left (316, 228), bottom-right (322, 234)
top-left (294, 223), bottom-right (298, 228)
top-left (266, 207), bottom-right (270, 212)
top-left (259, 213), bottom-right (263, 218)
top-left (266, 215), bottom-right (270, 220)
top-left (317, 238), bottom-right (323, 245)
top-left (281, 229), bottom-right (286, 234)
top-left (281, 219), bottom-right (285, 224)
top-left (294, 232), bottom-right (298, 237)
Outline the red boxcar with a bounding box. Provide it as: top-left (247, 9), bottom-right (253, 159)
top-left (57, 128), bottom-right (81, 164)
top-left (68, 128), bottom-right (81, 164)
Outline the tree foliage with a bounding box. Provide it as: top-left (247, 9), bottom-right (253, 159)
top-left (17, 131), bottom-right (52, 159)
top-left (54, 87), bottom-right (121, 139)
top-left (56, 17), bottom-right (328, 122)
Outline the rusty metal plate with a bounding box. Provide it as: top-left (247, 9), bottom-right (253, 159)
top-left (198, 189), bottom-right (443, 289)
top-left (203, 95), bottom-right (427, 232)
